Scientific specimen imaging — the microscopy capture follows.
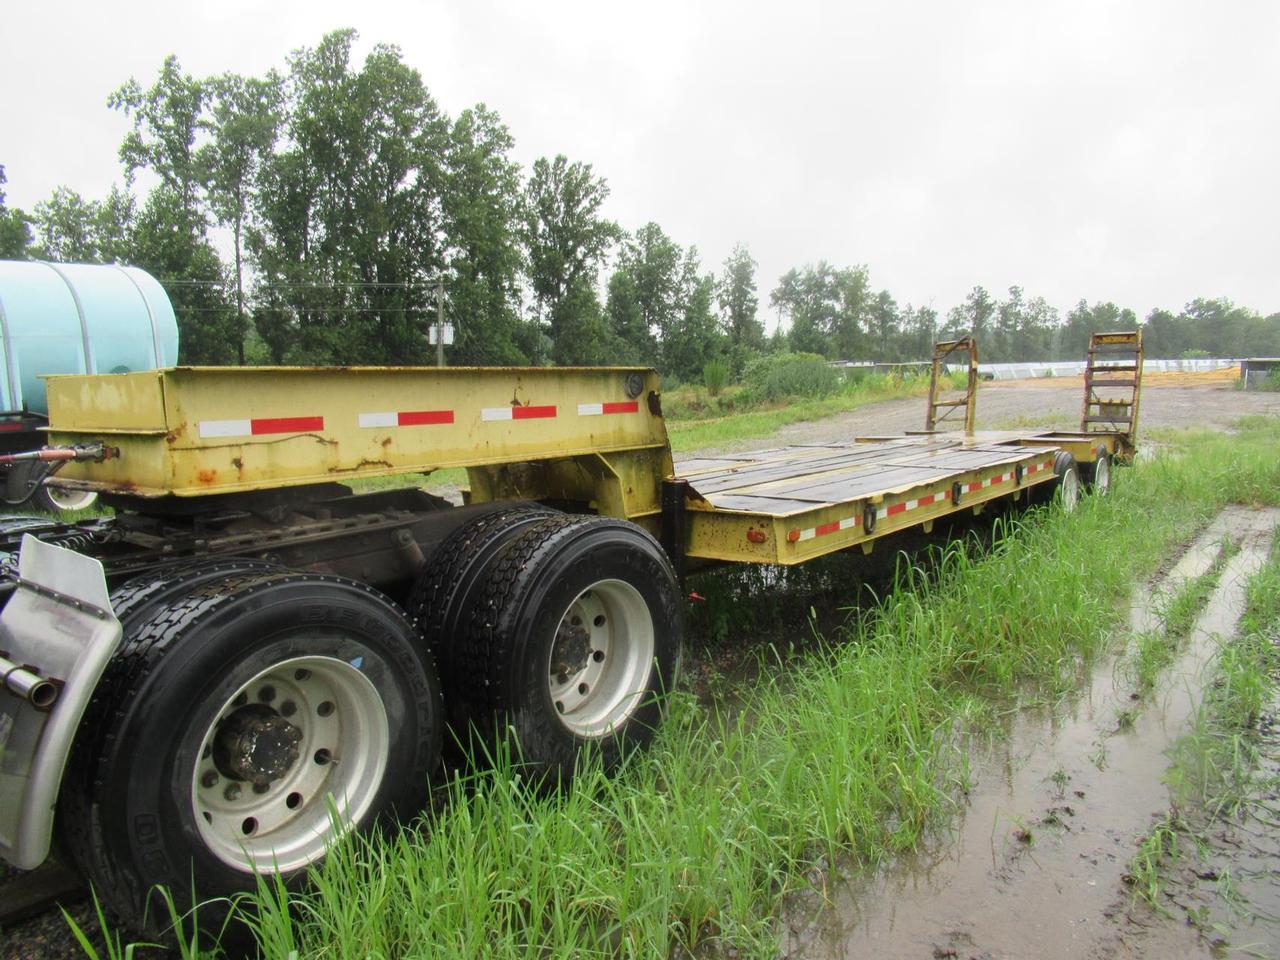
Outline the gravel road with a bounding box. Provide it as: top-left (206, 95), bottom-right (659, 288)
top-left (681, 379), bottom-right (1280, 459)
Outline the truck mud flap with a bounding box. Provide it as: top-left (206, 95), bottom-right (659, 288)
top-left (0, 535), bottom-right (120, 869)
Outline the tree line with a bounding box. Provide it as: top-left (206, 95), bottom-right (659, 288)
top-left (1, 29), bottom-right (1276, 376)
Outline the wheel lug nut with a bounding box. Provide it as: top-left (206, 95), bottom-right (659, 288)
top-left (224, 783), bottom-right (242, 801)
top-left (253, 782), bottom-right (270, 795)
top-left (201, 770), bottom-right (219, 789)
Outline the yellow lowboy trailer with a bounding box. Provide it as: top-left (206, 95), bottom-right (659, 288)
top-left (0, 333), bottom-right (1139, 939)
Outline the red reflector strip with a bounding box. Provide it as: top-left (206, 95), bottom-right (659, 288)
top-left (199, 416), bottom-right (324, 439)
top-left (482, 405), bottom-right (557, 421)
top-left (358, 410), bottom-right (454, 428)
top-left (0, 422), bottom-right (27, 433)
top-left (886, 502), bottom-right (908, 517)
top-left (398, 409), bottom-right (454, 426)
top-left (251, 416), bottom-right (324, 435)
top-left (578, 401), bottom-right (640, 416)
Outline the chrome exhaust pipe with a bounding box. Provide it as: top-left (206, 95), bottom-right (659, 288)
top-left (1, 655), bottom-right (59, 710)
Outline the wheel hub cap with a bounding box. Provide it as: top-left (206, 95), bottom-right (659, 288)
top-left (213, 706), bottom-right (303, 785)
top-left (551, 622), bottom-right (593, 680)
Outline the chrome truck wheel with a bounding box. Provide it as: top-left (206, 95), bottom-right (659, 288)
top-left (455, 515), bottom-right (682, 780)
top-left (58, 571), bottom-right (442, 940)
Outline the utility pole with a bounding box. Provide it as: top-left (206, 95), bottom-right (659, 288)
top-left (435, 277), bottom-right (445, 368)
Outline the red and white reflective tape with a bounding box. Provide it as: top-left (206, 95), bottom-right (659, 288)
top-left (358, 409), bottom-right (454, 428)
top-left (1026, 459), bottom-right (1051, 475)
top-left (787, 513), bottom-right (860, 543)
top-left (198, 416), bottom-right (324, 439)
top-left (577, 401), bottom-right (639, 416)
top-left (787, 489), bottom-right (953, 543)
top-left (962, 470), bottom-right (1013, 494)
top-left (877, 489), bottom-right (950, 521)
top-left (480, 405), bottom-right (557, 421)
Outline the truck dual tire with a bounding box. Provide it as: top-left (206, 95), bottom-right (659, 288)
top-left (58, 569), bottom-right (443, 939)
top-left (452, 515), bottom-right (683, 781)
top-left (407, 504), bottom-right (560, 734)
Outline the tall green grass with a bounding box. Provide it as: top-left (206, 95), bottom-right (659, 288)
top-left (97, 418), bottom-right (1280, 958)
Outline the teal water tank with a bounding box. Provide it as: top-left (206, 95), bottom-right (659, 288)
top-left (0, 261), bottom-right (180, 416)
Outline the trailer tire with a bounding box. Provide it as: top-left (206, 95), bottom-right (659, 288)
top-left (406, 504), bottom-right (559, 731)
top-left (58, 571), bottom-right (442, 942)
top-left (459, 515), bottom-right (682, 780)
top-left (1087, 451), bottom-right (1112, 496)
top-left (1052, 451), bottom-right (1082, 512)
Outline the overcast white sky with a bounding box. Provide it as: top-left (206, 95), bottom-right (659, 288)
top-left (3, 1), bottom-right (1278, 330)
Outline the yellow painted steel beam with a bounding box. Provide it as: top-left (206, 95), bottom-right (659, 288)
top-left (46, 366), bottom-right (671, 515)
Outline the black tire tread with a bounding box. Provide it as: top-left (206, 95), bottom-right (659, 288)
top-left (406, 504), bottom-right (557, 652)
top-left (60, 569), bottom-right (421, 933)
top-left (458, 514), bottom-right (655, 712)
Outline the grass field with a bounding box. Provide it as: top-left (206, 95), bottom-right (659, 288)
top-left (85, 417), bottom-right (1257, 959)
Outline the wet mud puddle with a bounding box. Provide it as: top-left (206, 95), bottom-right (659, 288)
top-left (780, 507), bottom-right (1280, 960)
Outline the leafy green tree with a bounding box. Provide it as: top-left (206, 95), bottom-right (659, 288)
top-left (252, 30), bottom-right (448, 364)
top-left (661, 250), bottom-right (722, 381)
top-left (551, 276), bottom-right (612, 365)
top-left (111, 55), bottom-right (208, 216)
top-left (718, 243), bottom-right (763, 350)
top-left (621, 223), bottom-right (683, 363)
top-left (442, 105), bottom-right (527, 364)
top-left (1063, 300), bottom-right (1133, 358)
top-left (30, 185), bottom-right (133, 263)
top-left (771, 263), bottom-right (871, 359)
top-left (898, 304), bottom-right (938, 360)
top-left (944, 285), bottom-right (996, 343)
top-left (31, 188), bottom-right (101, 261)
top-left (523, 154), bottom-right (620, 358)
top-left (198, 71), bottom-right (283, 363)
top-left (604, 268), bottom-right (646, 363)
top-left (130, 188), bottom-right (238, 363)
top-left (0, 166), bottom-right (33, 258)
top-left (867, 289), bottom-right (899, 361)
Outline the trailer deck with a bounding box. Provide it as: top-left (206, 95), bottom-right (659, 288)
top-left (676, 436), bottom-right (1058, 564)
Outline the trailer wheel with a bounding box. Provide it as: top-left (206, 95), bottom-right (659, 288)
top-left (31, 484), bottom-right (98, 513)
top-left (459, 516), bottom-right (681, 779)
top-left (1088, 451), bottom-right (1112, 496)
top-left (1052, 451), bottom-right (1082, 512)
top-left (407, 505), bottom-right (558, 731)
top-left (58, 571), bottom-right (442, 938)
